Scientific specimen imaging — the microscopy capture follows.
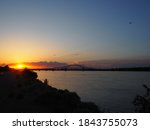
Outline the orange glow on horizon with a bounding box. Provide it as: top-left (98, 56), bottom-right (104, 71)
top-left (10, 63), bottom-right (28, 70)
top-left (17, 64), bottom-right (25, 69)
top-left (9, 63), bottom-right (44, 69)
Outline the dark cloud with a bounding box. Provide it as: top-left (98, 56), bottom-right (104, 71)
top-left (26, 61), bottom-right (68, 68)
top-left (6, 61), bottom-right (68, 69)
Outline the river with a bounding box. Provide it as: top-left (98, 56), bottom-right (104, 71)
top-left (36, 71), bottom-right (150, 112)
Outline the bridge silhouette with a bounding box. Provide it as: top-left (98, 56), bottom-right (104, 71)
top-left (30, 64), bottom-right (90, 71)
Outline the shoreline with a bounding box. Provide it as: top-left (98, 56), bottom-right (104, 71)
top-left (0, 66), bottom-right (100, 113)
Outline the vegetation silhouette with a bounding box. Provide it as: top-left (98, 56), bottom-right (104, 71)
top-left (30, 66), bottom-right (150, 71)
top-left (0, 66), bottom-right (100, 113)
top-left (133, 85), bottom-right (150, 112)
top-left (1, 65), bottom-right (150, 112)
top-left (0, 65), bottom-right (9, 72)
top-left (22, 69), bottom-right (38, 79)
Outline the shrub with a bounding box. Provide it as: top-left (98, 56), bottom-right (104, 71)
top-left (133, 85), bottom-right (150, 112)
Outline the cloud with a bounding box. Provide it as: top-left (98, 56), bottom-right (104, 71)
top-left (28, 61), bottom-right (68, 68)
top-left (0, 64), bottom-right (6, 67)
top-left (2, 59), bottom-right (150, 69)
top-left (71, 53), bottom-right (80, 56)
top-left (8, 61), bottom-right (68, 69)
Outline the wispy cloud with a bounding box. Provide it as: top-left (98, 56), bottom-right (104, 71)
top-left (71, 53), bottom-right (80, 56)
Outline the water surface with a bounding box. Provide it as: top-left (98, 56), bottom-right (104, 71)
top-left (36, 71), bottom-right (150, 112)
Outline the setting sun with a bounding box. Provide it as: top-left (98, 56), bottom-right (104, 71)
top-left (10, 63), bottom-right (28, 69)
top-left (16, 64), bottom-right (25, 69)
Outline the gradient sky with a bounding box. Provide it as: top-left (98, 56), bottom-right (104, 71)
top-left (0, 0), bottom-right (150, 66)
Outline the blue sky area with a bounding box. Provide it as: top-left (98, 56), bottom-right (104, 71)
top-left (0, 0), bottom-right (150, 67)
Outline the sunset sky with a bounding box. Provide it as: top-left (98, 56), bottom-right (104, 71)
top-left (0, 0), bottom-right (150, 68)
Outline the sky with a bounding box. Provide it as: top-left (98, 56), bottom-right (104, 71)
top-left (0, 0), bottom-right (150, 68)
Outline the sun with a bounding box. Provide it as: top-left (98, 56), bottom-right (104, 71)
top-left (10, 63), bottom-right (32, 69)
top-left (17, 64), bottom-right (24, 69)
top-left (13, 64), bottom-right (27, 69)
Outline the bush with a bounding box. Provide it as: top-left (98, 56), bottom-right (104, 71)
top-left (133, 85), bottom-right (150, 112)
top-left (22, 69), bottom-right (38, 79)
top-left (0, 65), bottom-right (10, 72)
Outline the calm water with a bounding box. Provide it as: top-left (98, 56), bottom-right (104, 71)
top-left (36, 71), bottom-right (150, 112)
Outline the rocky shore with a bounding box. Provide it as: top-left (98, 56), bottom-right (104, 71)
top-left (0, 66), bottom-right (100, 113)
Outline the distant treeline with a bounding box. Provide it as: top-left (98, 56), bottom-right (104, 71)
top-left (30, 67), bottom-right (150, 71)
top-left (0, 65), bottom-right (10, 72)
top-left (95, 67), bottom-right (150, 71)
top-left (1, 65), bottom-right (150, 72)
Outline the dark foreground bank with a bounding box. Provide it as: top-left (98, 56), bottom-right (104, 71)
top-left (0, 66), bottom-right (100, 113)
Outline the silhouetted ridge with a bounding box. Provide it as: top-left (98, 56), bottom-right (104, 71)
top-left (0, 66), bottom-right (100, 113)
